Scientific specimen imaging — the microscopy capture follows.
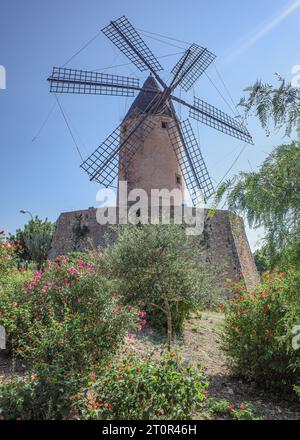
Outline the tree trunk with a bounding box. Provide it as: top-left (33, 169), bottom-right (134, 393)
top-left (164, 296), bottom-right (172, 351)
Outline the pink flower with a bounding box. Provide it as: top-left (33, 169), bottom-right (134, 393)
top-left (34, 271), bottom-right (42, 282)
top-left (67, 267), bottom-right (77, 275)
top-left (114, 305), bottom-right (121, 313)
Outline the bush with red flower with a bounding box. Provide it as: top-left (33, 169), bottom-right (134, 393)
top-left (221, 270), bottom-right (300, 389)
top-left (0, 238), bottom-right (23, 277)
top-left (70, 352), bottom-right (208, 420)
top-left (204, 398), bottom-right (261, 420)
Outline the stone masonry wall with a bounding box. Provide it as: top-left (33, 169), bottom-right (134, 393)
top-left (49, 206), bottom-right (260, 291)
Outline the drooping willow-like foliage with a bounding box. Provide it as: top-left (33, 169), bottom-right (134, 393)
top-left (215, 74), bottom-right (300, 267)
top-left (239, 74), bottom-right (300, 136)
top-left (215, 142), bottom-right (300, 267)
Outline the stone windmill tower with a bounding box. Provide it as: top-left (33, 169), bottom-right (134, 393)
top-left (47, 16), bottom-right (260, 289)
top-left (118, 75), bottom-right (185, 207)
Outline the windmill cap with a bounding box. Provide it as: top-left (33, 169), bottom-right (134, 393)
top-left (124, 75), bottom-right (173, 119)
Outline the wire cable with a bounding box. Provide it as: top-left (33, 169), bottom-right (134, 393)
top-left (62, 31), bottom-right (102, 67)
top-left (212, 62), bottom-right (242, 117)
top-left (137, 28), bottom-right (192, 47)
top-left (204, 71), bottom-right (238, 117)
top-left (138, 30), bottom-right (187, 50)
top-left (92, 51), bottom-right (185, 72)
top-left (215, 144), bottom-right (247, 190)
top-left (55, 94), bottom-right (84, 162)
top-left (32, 101), bottom-right (57, 142)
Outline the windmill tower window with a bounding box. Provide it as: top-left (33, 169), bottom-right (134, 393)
top-left (175, 174), bottom-right (182, 186)
top-left (161, 121), bottom-right (168, 129)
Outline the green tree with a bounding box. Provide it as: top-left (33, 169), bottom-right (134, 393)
top-left (10, 217), bottom-right (54, 269)
top-left (239, 74), bottom-right (300, 136)
top-left (216, 76), bottom-right (300, 268)
top-left (253, 245), bottom-right (272, 274)
top-left (100, 224), bottom-right (219, 350)
top-left (0, 230), bottom-right (5, 242)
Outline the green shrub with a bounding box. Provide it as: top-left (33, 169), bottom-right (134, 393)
top-left (221, 270), bottom-right (300, 389)
top-left (0, 255), bottom-right (140, 419)
top-left (294, 385), bottom-right (300, 401)
top-left (9, 217), bottom-right (54, 269)
top-left (0, 377), bottom-right (36, 420)
top-left (0, 240), bottom-right (24, 282)
top-left (204, 398), bottom-right (261, 420)
top-left (100, 224), bottom-right (220, 348)
top-left (72, 352), bottom-right (208, 420)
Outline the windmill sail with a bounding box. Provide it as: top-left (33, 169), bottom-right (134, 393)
top-left (80, 109), bottom-right (156, 187)
top-left (171, 44), bottom-right (216, 91)
top-left (102, 16), bottom-right (163, 73)
top-left (189, 96), bottom-right (253, 144)
top-left (47, 16), bottom-right (254, 209)
top-left (48, 67), bottom-right (140, 97)
top-left (167, 119), bottom-right (214, 204)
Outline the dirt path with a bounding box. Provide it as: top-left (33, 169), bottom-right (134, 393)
top-left (0, 351), bottom-right (25, 381)
top-left (127, 311), bottom-right (300, 420)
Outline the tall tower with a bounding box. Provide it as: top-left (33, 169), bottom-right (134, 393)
top-left (117, 75), bottom-right (185, 207)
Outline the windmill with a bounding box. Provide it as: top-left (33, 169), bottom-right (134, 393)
top-left (47, 16), bottom-right (253, 207)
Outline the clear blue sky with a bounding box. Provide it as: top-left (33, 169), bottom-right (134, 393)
top-left (1, 0), bottom-right (299, 249)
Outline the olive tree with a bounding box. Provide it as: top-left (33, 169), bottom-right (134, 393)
top-left (100, 224), bottom-right (220, 350)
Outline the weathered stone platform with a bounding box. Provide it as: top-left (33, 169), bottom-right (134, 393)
top-left (49, 206), bottom-right (259, 291)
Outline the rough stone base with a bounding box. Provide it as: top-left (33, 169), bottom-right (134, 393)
top-left (49, 206), bottom-right (260, 291)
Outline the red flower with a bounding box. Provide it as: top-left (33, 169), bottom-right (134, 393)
top-left (261, 290), bottom-right (268, 298)
top-left (228, 404), bottom-right (235, 409)
top-left (240, 403), bottom-right (247, 409)
top-left (69, 396), bottom-right (75, 401)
